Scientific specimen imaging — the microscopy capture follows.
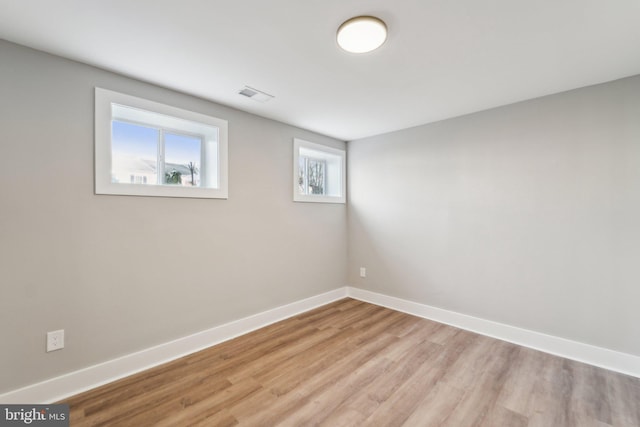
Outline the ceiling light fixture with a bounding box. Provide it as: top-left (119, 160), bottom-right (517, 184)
top-left (337, 16), bottom-right (387, 54)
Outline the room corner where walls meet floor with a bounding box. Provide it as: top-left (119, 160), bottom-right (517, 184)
top-left (1, 286), bottom-right (638, 404)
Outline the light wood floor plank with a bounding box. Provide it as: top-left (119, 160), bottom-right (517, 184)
top-left (61, 298), bottom-right (640, 426)
top-left (400, 381), bottom-right (466, 426)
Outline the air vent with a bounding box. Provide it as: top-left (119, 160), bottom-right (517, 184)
top-left (238, 86), bottom-right (274, 103)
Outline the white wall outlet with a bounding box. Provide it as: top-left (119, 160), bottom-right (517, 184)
top-left (47, 329), bottom-right (65, 352)
top-left (360, 267), bottom-right (367, 278)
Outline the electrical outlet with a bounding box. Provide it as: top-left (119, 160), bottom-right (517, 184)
top-left (47, 330), bottom-right (64, 352)
top-left (360, 267), bottom-right (366, 278)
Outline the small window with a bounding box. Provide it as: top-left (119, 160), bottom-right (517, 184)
top-left (293, 139), bottom-right (345, 203)
top-left (95, 88), bottom-right (228, 199)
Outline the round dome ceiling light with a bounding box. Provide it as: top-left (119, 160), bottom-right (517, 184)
top-left (337, 16), bottom-right (387, 53)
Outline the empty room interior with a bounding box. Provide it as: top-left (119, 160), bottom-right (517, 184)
top-left (1, 1), bottom-right (640, 426)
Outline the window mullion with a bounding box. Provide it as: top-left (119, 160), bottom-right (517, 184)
top-left (199, 136), bottom-right (205, 188)
top-left (158, 128), bottom-right (165, 185)
top-left (323, 159), bottom-right (327, 195)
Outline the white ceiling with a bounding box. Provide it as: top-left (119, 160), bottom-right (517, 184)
top-left (1, 0), bottom-right (639, 141)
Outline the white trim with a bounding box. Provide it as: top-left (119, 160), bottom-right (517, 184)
top-left (0, 288), bottom-right (347, 404)
top-left (293, 138), bottom-right (346, 204)
top-left (3, 285), bottom-right (638, 404)
top-left (346, 287), bottom-right (640, 378)
top-left (95, 87), bottom-right (229, 199)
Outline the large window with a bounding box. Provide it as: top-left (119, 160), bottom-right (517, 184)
top-left (293, 139), bottom-right (345, 203)
top-left (95, 88), bottom-right (228, 199)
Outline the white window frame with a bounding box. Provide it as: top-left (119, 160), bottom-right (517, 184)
top-left (293, 138), bottom-right (346, 204)
top-left (95, 87), bottom-right (228, 199)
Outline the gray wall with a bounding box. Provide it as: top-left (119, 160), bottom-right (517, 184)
top-left (0, 40), bottom-right (347, 393)
top-left (348, 75), bottom-right (640, 356)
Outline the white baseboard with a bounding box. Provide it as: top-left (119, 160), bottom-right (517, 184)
top-left (346, 287), bottom-right (640, 378)
top-left (0, 288), bottom-right (348, 404)
top-left (3, 285), bottom-right (638, 404)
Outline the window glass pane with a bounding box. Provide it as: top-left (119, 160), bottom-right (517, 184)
top-left (307, 158), bottom-right (326, 195)
top-left (111, 121), bottom-right (159, 184)
top-left (164, 133), bottom-right (201, 186)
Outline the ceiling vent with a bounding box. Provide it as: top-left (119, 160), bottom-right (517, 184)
top-left (238, 86), bottom-right (274, 103)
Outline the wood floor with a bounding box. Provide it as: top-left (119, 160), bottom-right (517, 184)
top-left (62, 299), bottom-right (640, 426)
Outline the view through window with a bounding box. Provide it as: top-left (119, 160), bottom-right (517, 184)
top-left (111, 121), bottom-right (203, 187)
